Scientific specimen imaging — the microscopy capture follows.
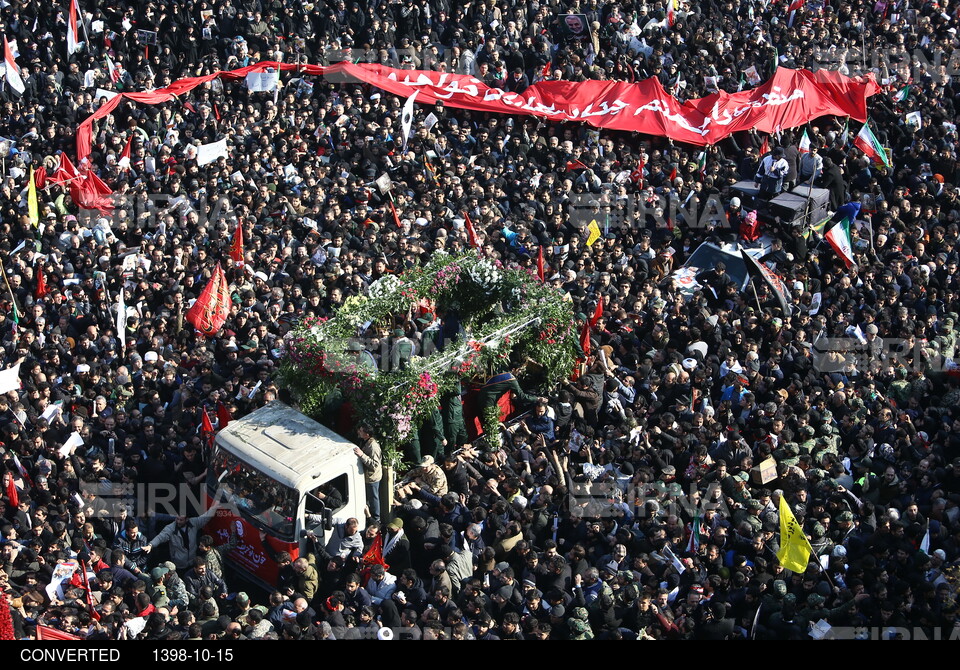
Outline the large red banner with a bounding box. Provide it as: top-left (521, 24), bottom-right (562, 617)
top-left (76, 62), bottom-right (878, 162)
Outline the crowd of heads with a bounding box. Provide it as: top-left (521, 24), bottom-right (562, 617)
top-left (1, 0), bottom-right (960, 642)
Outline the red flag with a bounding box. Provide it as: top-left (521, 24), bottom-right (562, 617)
top-left (216, 401), bottom-right (232, 429)
top-left (200, 407), bottom-right (215, 448)
top-left (361, 532), bottom-right (389, 573)
top-left (65, 166), bottom-right (114, 213)
top-left (565, 159), bottom-right (588, 171)
top-left (78, 560), bottom-right (101, 622)
top-left (389, 199), bottom-right (401, 228)
top-left (539, 61), bottom-right (552, 81)
top-left (51, 153), bottom-right (80, 184)
top-left (33, 165), bottom-right (46, 191)
top-left (213, 102), bottom-right (221, 121)
top-left (34, 267), bottom-right (49, 299)
top-left (760, 135), bottom-right (770, 156)
top-left (630, 159), bottom-right (645, 188)
top-left (537, 246), bottom-right (545, 282)
top-left (589, 297), bottom-right (604, 328)
top-left (463, 210), bottom-right (480, 250)
top-left (5, 474), bottom-right (18, 509)
top-left (669, 166), bottom-right (678, 182)
top-left (229, 223), bottom-right (245, 267)
top-left (185, 263), bottom-right (231, 337)
top-left (36, 625), bottom-right (81, 641)
top-left (579, 321), bottom-right (592, 357)
top-left (788, 0), bottom-right (805, 11)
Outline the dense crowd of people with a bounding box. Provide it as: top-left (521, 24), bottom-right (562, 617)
top-left (1, 0), bottom-right (960, 642)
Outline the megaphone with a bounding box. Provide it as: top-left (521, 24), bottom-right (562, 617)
top-left (377, 627), bottom-right (394, 641)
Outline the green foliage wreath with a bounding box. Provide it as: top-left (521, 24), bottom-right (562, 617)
top-left (280, 251), bottom-right (578, 461)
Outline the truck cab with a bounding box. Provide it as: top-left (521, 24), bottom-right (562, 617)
top-left (204, 402), bottom-right (366, 589)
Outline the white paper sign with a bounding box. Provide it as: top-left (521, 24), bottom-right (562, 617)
top-left (40, 402), bottom-right (63, 423)
top-left (59, 431), bottom-right (84, 458)
top-left (374, 173), bottom-right (392, 194)
top-left (196, 138), bottom-right (229, 166)
top-left (0, 363), bottom-right (20, 394)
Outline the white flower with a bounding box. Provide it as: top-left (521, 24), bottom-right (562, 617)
top-left (468, 258), bottom-right (502, 290)
top-left (368, 275), bottom-right (402, 299)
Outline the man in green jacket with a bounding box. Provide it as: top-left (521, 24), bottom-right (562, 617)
top-left (475, 368), bottom-right (540, 416)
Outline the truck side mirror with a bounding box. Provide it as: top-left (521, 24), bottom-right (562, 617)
top-left (323, 508), bottom-right (334, 532)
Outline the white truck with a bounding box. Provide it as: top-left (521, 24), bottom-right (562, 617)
top-left (203, 402), bottom-right (372, 588)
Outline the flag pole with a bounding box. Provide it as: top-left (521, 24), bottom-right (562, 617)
top-left (750, 281), bottom-right (763, 312)
top-left (0, 259), bottom-right (19, 321)
top-left (77, 0), bottom-right (92, 47)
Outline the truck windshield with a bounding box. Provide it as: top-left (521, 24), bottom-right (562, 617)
top-left (208, 447), bottom-right (298, 542)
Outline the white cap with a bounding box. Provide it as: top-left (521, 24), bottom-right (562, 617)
top-left (730, 197), bottom-right (741, 207)
top-left (144, 351), bottom-right (159, 362)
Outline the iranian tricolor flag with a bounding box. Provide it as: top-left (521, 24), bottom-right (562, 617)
top-left (892, 84), bottom-right (910, 103)
top-left (799, 128), bottom-right (812, 153)
top-left (854, 121), bottom-right (892, 168)
top-left (106, 54), bottom-right (121, 83)
top-left (667, 0), bottom-right (677, 27)
top-left (825, 203), bottom-right (859, 269)
top-left (117, 133), bottom-right (132, 171)
top-left (3, 37), bottom-right (25, 96)
top-left (67, 0), bottom-right (82, 56)
top-left (696, 150), bottom-right (707, 176)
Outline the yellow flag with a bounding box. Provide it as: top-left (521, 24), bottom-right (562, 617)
top-left (27, 166), bottom-right (39, 227)
top-left (586, 219), bottom-right (601, 247)
top-left (777, 495), bottom-right (813, 573)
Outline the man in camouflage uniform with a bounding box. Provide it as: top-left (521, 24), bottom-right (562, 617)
top-left (725, 472), bottom-right (753, 508)
top-left (773, 442), bottom-right (800, 467)
top-left (797, 426), bottom-right (817, 455)
top-left (808, 522), bottom-right (834, 560)
top-left (889, 368), bottom-right (912, 407)
top-left (733, 499), bottom-right (765, 534)
top-left (440, 379), bottom-right (468, 450)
